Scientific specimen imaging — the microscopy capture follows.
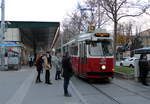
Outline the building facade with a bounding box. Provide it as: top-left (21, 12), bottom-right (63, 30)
top-left (139, 29), bottom-right (150, 47)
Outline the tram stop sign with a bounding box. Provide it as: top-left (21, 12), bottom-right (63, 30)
top-left (88, 26), bottom-right (95, 31)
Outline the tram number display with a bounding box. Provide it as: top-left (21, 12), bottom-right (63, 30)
top-left (95, 33), bottom-right (109, 37)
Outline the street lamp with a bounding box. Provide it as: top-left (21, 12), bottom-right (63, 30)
top-left (0, 0), bottom-right (6, 70)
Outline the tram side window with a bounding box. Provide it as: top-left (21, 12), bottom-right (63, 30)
top-left (63, 46), bottom-right (69, 54)
top-left (70, 45), bottom-right (78, 56)
top-left (83, 43), bottom-right (87, 57)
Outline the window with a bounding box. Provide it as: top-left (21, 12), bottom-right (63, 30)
top-left (70, 45), bottom-right (78, 56)
top-left (89, 40), bottom-right (113, 56)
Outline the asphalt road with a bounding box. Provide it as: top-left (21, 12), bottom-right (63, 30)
top-left (71, 76), bottom-right (150, 104)
top-left (1, 66), bottom-right (150, 104)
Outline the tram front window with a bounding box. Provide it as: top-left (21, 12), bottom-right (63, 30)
top-left (89, 40), bottom-right (113, 56)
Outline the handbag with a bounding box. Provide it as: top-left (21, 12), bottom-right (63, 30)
top-left (45, 64), bottom-right (51, 70)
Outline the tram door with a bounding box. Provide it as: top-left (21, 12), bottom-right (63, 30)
top-left (79, 42), bottom-right (87, 76)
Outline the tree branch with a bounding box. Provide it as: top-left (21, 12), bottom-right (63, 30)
top-left (106, 12), bottom-right (114, 21)
top-left (117, 12), bottom-right (143, 21)
top-left (116, 0), bottom-right (127, 12)
top-left (117, 5), bottom-right (150, 21)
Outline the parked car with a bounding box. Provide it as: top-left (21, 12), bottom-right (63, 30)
top-left (120, 57), bottom-right (137, 68)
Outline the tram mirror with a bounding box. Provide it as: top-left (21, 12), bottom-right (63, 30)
top-left (85, 40), bottom-right (91, 45)
top-left (91, 42), bottom-right (97, 47)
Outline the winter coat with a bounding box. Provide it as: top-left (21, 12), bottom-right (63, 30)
top-left (35, 56), bottom-right (43, 70)
top-left (62, 56), bottom-right (73, 78)
top-left (139, 59), bottom-right (149, 71)
top-left (43, 56), bottom-right (51, 70)
top-left (53, 56), bottom-right (61, 71)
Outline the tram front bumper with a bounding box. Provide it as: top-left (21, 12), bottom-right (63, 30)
top-left (87, 72), bottom-right (114, 77)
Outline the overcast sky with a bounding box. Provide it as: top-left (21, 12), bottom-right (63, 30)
top-left (1, 0), bottom-right (150, 31)
top-left (4, 0), bottom-right (82, 22)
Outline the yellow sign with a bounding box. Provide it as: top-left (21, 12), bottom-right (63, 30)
top-left (88, 26), bottom-right (95, 31)
top-left (95, 33), bottom-right (109, 37)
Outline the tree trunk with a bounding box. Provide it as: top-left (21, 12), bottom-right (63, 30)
top-left (114, 21), bottom-right (118, 61)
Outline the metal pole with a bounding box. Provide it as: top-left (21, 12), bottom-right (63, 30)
top-left (0, 0), bottom-right (5, 70)
top-left (98, 1), bottom-right (101, 28)
top-left (61, 32), bottom-right (63, 56)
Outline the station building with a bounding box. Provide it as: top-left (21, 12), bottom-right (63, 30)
top-left (2, 21), bottom-right (60, 66)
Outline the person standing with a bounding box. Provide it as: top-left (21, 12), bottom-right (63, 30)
top-left (29, 57), bottom-right (33, 67)
top-left (54, 52), bottom-right (62, 80)
top-left (43, 53), bottom-right (52, 85)
top-left (47, 52), bottom-right (52, 67)
top-left (139, 54), bottom-right (149, 86)
top-left (35, 54), bottom-right (43, 83)
top-left (62, 52), bottom-right (73, 97)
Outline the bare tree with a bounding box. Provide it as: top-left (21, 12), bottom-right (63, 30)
top-left (85, 0), bottom-right (109, 28)
top-left (62, 0), bottom-right (110, 39)
top-left (99, 0), bottom-right (149, 58)
top-left (130, 26), bottom-right (143, 52)
top-left (116, 22), bottom-right (133, 46)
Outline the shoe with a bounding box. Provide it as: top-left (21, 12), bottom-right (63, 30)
top-left (142, 83), bottom-right (149, 86)
top-left (45, 82), bottom-right (52, 85)
top-left (35, 81), bottom-right (39, 83)
top-left (36, 80), bottom-right (40, 83)
top-left (39, 80), bottom-right (42, 83)
top-left (58, 78), bottom-right (61, 80)
top-left (64, 93), bottom-right (72, 97)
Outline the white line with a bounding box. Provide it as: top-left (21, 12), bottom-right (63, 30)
top-left (70, 81), bottom-right (89, 104)
top-left (6, 70), bottom-right (35, 104)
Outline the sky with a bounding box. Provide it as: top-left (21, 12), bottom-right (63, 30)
top-left (1, 0), bottom-right (150, 32)
top-left (4, 0), bottom-right (82, 22)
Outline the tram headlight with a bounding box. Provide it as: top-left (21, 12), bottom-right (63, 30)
top-left (101, 65), bottom-right (106, 70)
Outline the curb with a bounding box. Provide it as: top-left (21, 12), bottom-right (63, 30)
top-left (70, 81), bottom-right (89, 104)
top-left (114, 72), bottom-right (134, 80)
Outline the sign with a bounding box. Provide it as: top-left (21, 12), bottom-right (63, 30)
top-left (88, 26), bottom-right (95, 31)
top-left (95, 33), bottom-right (109, 37)
top-left (0, 42), bottom-right (24, 47)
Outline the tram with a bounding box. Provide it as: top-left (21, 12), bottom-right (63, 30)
top-left (62, 29), bottom-right (114, 79)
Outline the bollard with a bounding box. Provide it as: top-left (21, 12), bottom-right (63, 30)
top-left (134, 59), bottom-right (139, 81)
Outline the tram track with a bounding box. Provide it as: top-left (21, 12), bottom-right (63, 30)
top-left (111, 80), bottom-right (150, 101)
top-left (87, 82), bottom-right (122, 104)
top-left (72, 76), bottom-right (150, 104)
top-left (87, 79), bottom-right (150, 104)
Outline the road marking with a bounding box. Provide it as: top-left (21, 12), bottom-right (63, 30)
top-left (6, 70), bottom-right (35, 104)
top-left (70, 81), bottom-right (89, 104)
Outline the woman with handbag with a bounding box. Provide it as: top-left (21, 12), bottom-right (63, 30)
top-left (43, 53), bottom-right (52, 85)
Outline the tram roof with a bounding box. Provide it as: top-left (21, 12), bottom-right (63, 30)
top-left (5, 21), bottom-right (60, 51)
top-left (63, 28), bottom-right (113, 46)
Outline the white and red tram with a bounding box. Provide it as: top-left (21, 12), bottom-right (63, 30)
top-left (63, 29), bottom-right (114, 79)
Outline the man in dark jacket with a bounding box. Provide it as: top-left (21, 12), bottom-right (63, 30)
top-left (62, 52), bottom-right (73, 97)
top-left (139, 54), bottom-right (149, 86)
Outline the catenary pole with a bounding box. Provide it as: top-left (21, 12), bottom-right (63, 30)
top-left (0, 0), bottom-right (5, 70)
